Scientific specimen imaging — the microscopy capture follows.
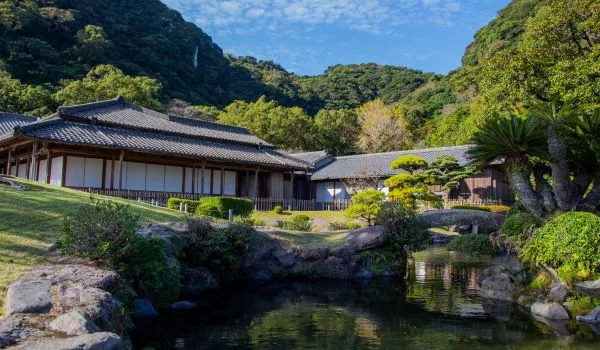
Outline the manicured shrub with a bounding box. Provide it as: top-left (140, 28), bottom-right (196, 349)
top-left (451, 204), bottom-right (510, 214)
top-left (234, 216), bottom-right (264, 227)
top-left (167, 198), bottom-right (200, 213)
top-left (292, 214), bottom-right (311, 222)
top-left (520, 212), bottom-right (600, 280)
top-left (272, 205), bottom-right (284, 214)
top-left (506, 201), bottom-right (526, 218)
top-left (376, 202), bottom-right (429, 259)
top-left (329, 221), bottom-right (362, 231)
top-left (345, 189), bottom-right (384, 226)
top-left (124, 236), bottom-right (181, 303)
top-left (500, 211), bottom-right (539, 239)
top-left (61, 200), bottom-right (140, 264)
top-left (276, 219), bottom-right (313, 232)
top-left (447, 234), bottom-right (500, 256)
top-left (195, 197), bottom-right (253, 219)
top-left (184, 218), bottom-right (254, 273)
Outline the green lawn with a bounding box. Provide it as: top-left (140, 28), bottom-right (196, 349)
top-left (261, 230), bottom-right (350, 248)
top-left (0, 178), bottom-right (185, 316)
top-left (252, 210), bottom-right (351, 231)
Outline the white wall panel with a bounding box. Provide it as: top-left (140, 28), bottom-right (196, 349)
top-left (315, 182), bottom-right (347, 202)
top-left (224, 171), bottom-right (237, 196)
top-left (65, 156), bottom-right (85, 187)
top-left (198, 169), bottom-right (211, 194)
top-left (104, 160), bottom-right (113, 189)
top-left (146, 164), bottom-right (165, 191)
top-left (17, 162), bottom-right (27, 179)
top-left (184, 167), bottom-right (193, 193)
top-left (212, 170), bottom-right (222, 194)
top-left (83, 158), bottom-right (103, 188)
top-left (165, 166), bottom-right (183, 192)
top-left (38, 159), bottom-right (47, 183)
top-left (10, 165), bottom-right (16, 176)
top-left (125, 162), bottom-right (146, 190)
top-left (270, 173), bottom-right (284, 199)
top-left (50, 156), bottom-right (63, 186)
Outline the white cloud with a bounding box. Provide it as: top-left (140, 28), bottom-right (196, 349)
top-left (161, 0), bottom-right (465, 34)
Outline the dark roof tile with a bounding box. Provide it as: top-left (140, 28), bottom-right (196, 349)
top-left (0, 112), bottom-right (37, 135)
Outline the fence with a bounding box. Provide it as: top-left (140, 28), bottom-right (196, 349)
top-left (75, 188), bottom-right (352, 211)
top-left (444, 199), bottom-right (504, 209)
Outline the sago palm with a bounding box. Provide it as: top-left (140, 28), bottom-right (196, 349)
top-left (468, 115), bottom-right (548, 218)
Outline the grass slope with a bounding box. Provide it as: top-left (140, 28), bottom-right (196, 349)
top-left (0, 178), bottom-right (185, 316)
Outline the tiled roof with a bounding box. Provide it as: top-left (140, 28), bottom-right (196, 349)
top-left (57, 97), bottom-right (270, 147)
top-left (310, 145), bottom-right (475, 180)
top-left (16, 119), bottom-right (307, 169)
top-left (0, 112), bottom-right (37, 135)
top-left (288, 150), bottom-right (331, 166)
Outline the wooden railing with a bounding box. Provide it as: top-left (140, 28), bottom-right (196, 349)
top-left (74, 187), bottom-right (352, 211)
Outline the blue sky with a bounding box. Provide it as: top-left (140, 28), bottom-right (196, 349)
top-left (160, 0), bottom-right (510, 76)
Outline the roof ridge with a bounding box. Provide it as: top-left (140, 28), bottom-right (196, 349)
top-left (334, 145), bottom-right (473, 160)
top-left (57, 97), bottom-right (127, 115)
top-left (167, 115), bottom-right (253, 135)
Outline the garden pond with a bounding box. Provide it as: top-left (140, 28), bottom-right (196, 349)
top-left (131, 246), bottom-right (599, 349)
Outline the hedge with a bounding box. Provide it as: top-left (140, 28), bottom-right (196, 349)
top-left (167, 198), bottom-right (201, 213)
top-left (195, 197), bottom-right (253, 219)
top-left (451, 204), bottom-right (510, 214)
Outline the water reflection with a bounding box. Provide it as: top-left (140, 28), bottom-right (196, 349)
top-left (131, 246), bottom-right (600, 349)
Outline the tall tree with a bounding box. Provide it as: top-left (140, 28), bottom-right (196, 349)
top-left (0, 70), bottom-right (51, 115)
top-left (53, 65), bottom-right (162, 110)
top-left (385, 156), bottom-right (441, 209)
top-left (357, 99), bottom-right (411, 153)
top-left (314, 109), bottom-right (359, 156)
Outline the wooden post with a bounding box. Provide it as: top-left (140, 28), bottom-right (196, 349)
top-left (220, 167), bottom-right (224, 196)
top-left (110, 157), bottom-right (115, 189)
top-left (290, 171), bottom-right (295, 199)
top-left (61, 156), bottom-right (67, 187)
top-left (5, 149), bottom-right (11, 175)
top-left (254, 167), bottom-right (259, 199)
top-left (181, 167), bottom-right (186, 193)
top-left (191, 165), bottom-right (196, 194)
top-left (101, 159), bottom-right (107, 190)
top-left (200, 161), bottom-right (205, 195)
top-left (29, 143), bottom-right (38, 180)
top-left (245, 170), bottom-right (250, 197)
top-left (118, 150), bottom-right (125, 190)
top-left (45, 149), bottom-right (52, 184)
top-left (332, 181), bottom-right (336, 201)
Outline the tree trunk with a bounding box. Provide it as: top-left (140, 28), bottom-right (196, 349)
top-left (534, 167), bottom-right (556, 213)
top-left (586, 171), bottom-right (600, 207)
top-left (547, 126), bottom-right (576, 210)
top-left (507, 167), bottom-right (544, 219)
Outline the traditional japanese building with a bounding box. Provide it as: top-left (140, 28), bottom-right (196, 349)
top-left (0, 97), bottom-right (309, 199)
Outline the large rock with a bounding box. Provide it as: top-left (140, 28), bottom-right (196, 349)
top-left (575, 280), bottom-right (600, 298)
top-left (181, 267), bottom-right (219, 294)
top-left (170, 301), bottom-right (197, 310)
top-left (531, 302), bottom-right (570, 320)
top-left (5, 277), bottom-right (52, 315)
top-left (11, 332), bottom-right (124, 350)
top-left (480, 273), bottom-right (513, 301)
top-left (133, 298), bottom-right (159, 318)
top-left (345, 225), bottom-right (386, 251)
top-left (49, 310), bottom-right (101, 336)
top-left (548, 284), bottom-right (569, 302)
top-left (0, 315), bottom-right (41, 347)
top-left (33, 264), bottom-right (118, 289)
top-left (576, 306), bottom-right (600, 324)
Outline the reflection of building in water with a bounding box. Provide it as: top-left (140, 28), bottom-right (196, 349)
top-left (412, 260), bottom-right (481, 294)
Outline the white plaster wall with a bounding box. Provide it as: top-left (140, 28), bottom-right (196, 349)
top-left (223, 171), bottom-right (236, 196)
top-left (165, 166), bottom-right (183, 192)
top-left (50, 156), bottom-right (63, 186)
top-left (201, 169), bottom-right (211, 194)
top-left (212, 170), bottom-right (222, 194)
top-left (104, 160), bottom-right (113, 189)
top-left (17, 162), bottom-right (27, 179)
top-left (38, 159), bottom-right (47, 183)
top-left (83, 158), bottom-right (103, 188)
top-left (315, 182), bottom-right (346, 202)
top-left (65, 156), bottom-right (85, 187)
top-left (125, 162), bottom-right (146, 190)
top-left (184, 167), bottom-right (193, 193)
top-left (146, 164), bottom-right (165, 191)
top-left (10, 165), bottom-right (16, 177)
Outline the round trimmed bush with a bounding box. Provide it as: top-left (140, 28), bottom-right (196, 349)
top-left (292, 214), bottom-right (310, 222)
top-left (273, 205), bottom-right (284, 214)
top-left (520, 212), bottom-right (600, 278)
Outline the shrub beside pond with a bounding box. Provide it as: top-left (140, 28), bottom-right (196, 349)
top-left (447, 234), bottom-right (499, 256)
top-left (520, 212), bottom-right (600, 282)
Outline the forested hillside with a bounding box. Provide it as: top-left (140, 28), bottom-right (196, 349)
top-left (1, 0), bottom-right (597, 155)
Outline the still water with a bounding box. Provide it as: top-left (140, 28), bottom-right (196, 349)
top-left (132, 246), bottom-right (599, 349)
